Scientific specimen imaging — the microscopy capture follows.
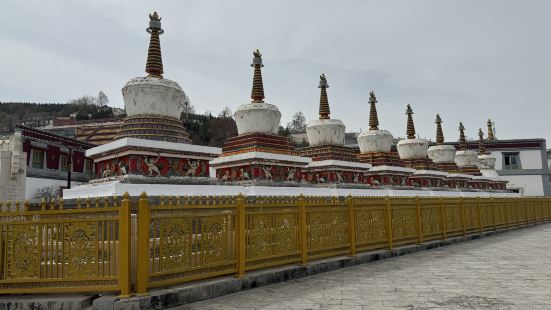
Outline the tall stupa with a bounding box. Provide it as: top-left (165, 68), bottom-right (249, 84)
top-left (79, 12), bottom-right (220, 181)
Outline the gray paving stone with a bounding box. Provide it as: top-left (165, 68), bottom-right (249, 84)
top-left (182, 224), bottom-right (551, 310)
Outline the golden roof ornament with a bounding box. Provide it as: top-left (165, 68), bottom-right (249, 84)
top-left (368, 91), bottom-right (379, 130)
top-left (435, 114), bottom-right (444, 144)
top-left (487, 119), bottom-right (495, 140)
top-left (318, 73), bottom-right (330, 120)
top-left (478, 128), bottom-right (487, 155)
top-left (145, 11), bottom-right (164, 78)
top-left (250, 49), bottom-right (265, 103)
top-left (405, 104), bottom-right (416, 139)
top-left (458, 122), bottom-right (467, 151)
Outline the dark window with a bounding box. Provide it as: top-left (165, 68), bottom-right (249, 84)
top-left (503, 153), bottom-right (521, 170)
top-left (32, 149), bottom-right (44, 169)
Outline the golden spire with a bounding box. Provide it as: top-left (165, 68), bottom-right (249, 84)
top-left (406, 104), bottom-right (416, 139)
top-left (145, 12), bottom-right (164, 78)
top-left (478, 128), bottom-right (487, 155)
top-left (368, 91), bottom-right (379, 130)
top-left (435, 114), bottom-right (444, 144)
top-left (318, 73), bottom-right (330, 119)
top-left (250, 49), bottom-right (265, 103)
top-left (487, 119), bottom-right (495, 140)
top-left (458, 122), bottom-right (466, 151)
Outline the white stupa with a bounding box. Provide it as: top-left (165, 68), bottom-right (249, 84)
top-left (454, 122), bottom-right (480, 173)
top-left (396, 104), bottom-right (429, 160)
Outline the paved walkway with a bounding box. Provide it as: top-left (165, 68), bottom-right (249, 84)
top-left (183, 224), bottom-right (551, 310)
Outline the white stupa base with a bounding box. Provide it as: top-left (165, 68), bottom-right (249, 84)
top-left (63, 180), bottom-right (518, 199)
top-left (455, 150), bottom-right (479, 167)
top-left (234, 102), bottom-right (281, 135)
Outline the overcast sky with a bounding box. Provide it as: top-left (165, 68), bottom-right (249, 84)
top-left (1, 0), bottom-right (550, 144)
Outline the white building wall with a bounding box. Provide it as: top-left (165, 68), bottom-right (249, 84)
top-left (490, 150), bottom-right (542, 170)
top-left (500, 175), bottom-right (544, 196)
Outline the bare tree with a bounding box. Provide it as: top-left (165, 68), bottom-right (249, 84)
top-left (288, 111), bottom-right (307, 133)
top-left (218, 106), bottom-right (233, 118)
top-left (97, 91), bottom-right (109, 107)
top-left (34, 185), bottom-right (60, 204)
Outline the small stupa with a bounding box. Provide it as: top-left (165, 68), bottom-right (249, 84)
top-left (357, 92), bottom-right (401, 166)
top-left (454, 122), bottom-right (481, 175)
top-left (211, 50), bottom-right (310, 182)
top-left (427, 114), bottom-right (460, 173)
top-left (477, 128), bottom-right (497, 177)
top-left (359, 94), bottom-right (414, 187)
top-left (300, 74), bottom-right (371, 184)
top-left (396, 105), bottom-right (435, 169)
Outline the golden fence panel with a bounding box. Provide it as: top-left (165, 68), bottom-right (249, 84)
top-left (353, 197), bottom-right (388, 251)
top-left (244, 197), bottom-right (301, 271)
top-left (139, 195), bottom-right (237, 290)
top-left (0, 196), bottom-right (126, 294)
top-left (389, 197), bottom-right (418, 246)
top-left (305, 198), bottom-right (350, 260)
top-left (419, 198), bottom-right (444, 241)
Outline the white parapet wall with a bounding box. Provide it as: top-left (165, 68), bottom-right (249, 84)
top-left (63, 180), bottom-right (519, 199)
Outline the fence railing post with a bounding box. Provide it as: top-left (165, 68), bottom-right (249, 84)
top-left (136, 192), bottom-right (150, 295)
top-left (416, 196), bottom-right (422, 244)
top-left (236, 194), bottom-right (246, 277)
top-left (347, 195), bottom-right (356, 256)
top-left (440, 197), bottom-right (447, 240)
top-left (477, 197), bottom-right (482, 234)
top-left (460, 197), bottom-right (466, 236)
top-left (492, 197), bottom-right (497, 231)
top-left (118, 192), bottom-right (132, 298)
top-left (299, 194), bottom-right (308, 265)
top-left (385, 196), bottom-right (393, 250)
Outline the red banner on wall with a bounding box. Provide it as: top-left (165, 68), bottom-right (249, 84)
top-left (46, 145), bottom-right (60, 170)
top-left (72, 151), bottom-right (85, 173)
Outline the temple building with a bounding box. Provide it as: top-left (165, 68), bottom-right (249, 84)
top-left (0, 125), bottom-right (94, 202)
top-left (210, 50), bottom-right (310, 182)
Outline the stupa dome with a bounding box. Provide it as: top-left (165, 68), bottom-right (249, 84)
top-left (123, 77), bottom-right (188, 118)
top-left (234, 50), bottom-right (282, 135)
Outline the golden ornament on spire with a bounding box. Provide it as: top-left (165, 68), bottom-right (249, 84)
top-left (458, 122), bottom-right (467, 151)
top-left (435, 114), bottom-right (444, 144)
top-left (487, 119), bottom-right (495, 140)
top-left (406, 104), bottom-right (416, 139)
top-left (145, 11), bottom-right (164, 78)
top-left (318, 73), bottom-right (330, 120)
top-left (250, 49), bottom-right (265, 103)
top-left (478, 128), bottom-right (487, 155)
top-left (368, 91), bottom-right (379, 130)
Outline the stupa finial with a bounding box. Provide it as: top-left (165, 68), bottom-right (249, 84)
top-left (145, 11), bottom-right (164, 78)
top-left (487, 119), bottom-right (495, 140)
top-left (435, 114), bottom-right (444, 144)
top-left (458, 122), bottom-right (466, 151)
top-left (368, 91), bottom-right (379, 130)
top-left (406, 104), bottom-right (416, 139)
top-left (478, 128), bottom-right (487, 155)
top-left (250, 49), bottom-right (265, 103)
top-left (318, 73), bottom-right (330, 120)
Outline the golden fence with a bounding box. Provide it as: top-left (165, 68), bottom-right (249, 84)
top-left (0, 194), bottom-right (549, 296)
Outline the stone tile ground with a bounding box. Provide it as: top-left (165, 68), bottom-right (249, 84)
top-left (182, 224), bottom-right (551, 310)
